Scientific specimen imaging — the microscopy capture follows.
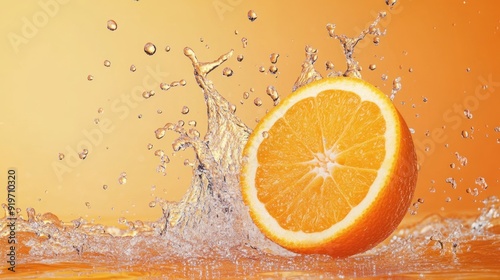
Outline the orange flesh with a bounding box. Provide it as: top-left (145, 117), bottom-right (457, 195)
top-left (255, 89), bottom-right (386, 233)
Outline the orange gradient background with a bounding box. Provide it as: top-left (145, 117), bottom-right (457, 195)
top-left (0, 0), bottom-right (498, 226)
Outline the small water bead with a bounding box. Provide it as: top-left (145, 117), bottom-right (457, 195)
top-left (269, 65), bottom-right (278, 74)
top-left (369, 64), bottom-right (377, 70)
top-left (381, 74), bottom-right (388, 81)
top-left (107, 20), bottom-right (117, 31)
top-left (445, 177), bottom-right (457, 189)
top-left (102, 184), bottom-right (108, 190)
top-left (254, 98), bottom-right (263, 107)
top-left (409, 67), bottom-right (414, 73)
top-left (98, 107), bottom-right (103, 114)
top-left (104, 60), bottom-right (111, 67)
top-left (422, 97), bottom-right (428, 103)
top-left (258, 66), bottom-right (266, 73)
top-left (94, 118), bottom-right (100, 124)
top-left (409, 128), bottom-right (415, 134)
top-left (445, 197), bottom-right (452, 203)
top-left (229, 104), bottom-right (237, 113)
top-left (130, 65), bottom-right (137, 72)
top-left (144, 42), bottom-right (156, 55)
top-left (385, 0), bottom-right (398, 7)
top-left (463, 109), bottom-right (473, 119)
top-left (142, 91), bottom-right (152, 99)
top-left (461, 130), bottom-right (469, 138)
top-left (495, 126), bottom-right (500, 132)
top-left (325, 61), bottom-right (335, 70)
top-left (270, 53), bottom-right (280, 64)
top-left (147, 143), bottom-right (153, 150)
top-left (466, 67), bottom-right (471, 72)
top-left (373, 36), bottom-right (380, 45)
top-left (118, 172), bottom-right (127, 185)
top-left (475, 177), bottom-right (488, 189)
top-left (177, 120), bottom-right (185, 127)
top-left (165, 45), bottom-right (171, 52)
top-left (237, 54), bottom-right (244, 62)
top-left (247, 10), bottom-right (257, 21)
top-left (149, 201), bottom-right (156, 208)
top-left (455, 152), bottom-right (468, 166)
top-left (87, 75), bottom-right (94, 81)
top-left (243, 91), bottom-right (250, 99)
top-left (85, 202), bottom-right (91, 209)
top-left (222, 67), bottom-right (233, 77)
top-left (241, 37), bottom-right (248, 48)
top-left (155, 128), bottom-right (166, 139)
top-left (58, 153), bottom-right (65, 160)
top-left (266, 85), bottom-right (280, 106)
top-left (181, 106), bottom-right (190, 114)
top-left (180, 79), bottom-right (187, 86)
top-left (160, 82), bottom-right (170, 91)
top-left (157, 109), bottom-right (162, 114)
top-left (188, 120), bottom-right (197, 127)
top-left (450, 163), bottom-right (456, 169)
top-left (262, 131), bottom-right (269, 138)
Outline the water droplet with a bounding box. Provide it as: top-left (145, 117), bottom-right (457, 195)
top-left (475, 177), bottom-right (488, 190)
top-left (188, 120), bottom-right (197, 127)
top-left (247, 10), bottom-right (257, 21)
top-left (149, 201), bottom-right (156, 208)
top-left (118, 172), bottom-right (127, 185)
top-left (180, 79), bottom-right (187, 86)
top-left (269, 65), bottom-right (278, 74)
top-left (325, 61), bottom-right (335, 70)
top-left (85, 202), bottom-right (91, 209)
top-left (165, 45), bottom-right (171, 52)
top-left (445, 177), bottom-right (457, 189)
top-left (230, 104), bottom-right (237, 113)
top-left (160, 82), bottom-right (170, 91)
top-left (237, 54), bottom-right (244, 62)
top-left (142, 91), bottom-right (152, 99)
top-left (79, 151), bottom-right (87, 160)
top-left (373, 36), bottom-right (380, 45)
top-left (144, 42), bottom-right (156, 55)
top-left (429, 187), bottom-right (436, 193)
top-left (450, 163), bottom-right (456, 168)
top-left (222, 67), bottom-right (233, 77)
top-left (385, 0), bottom-right (397, 6)
top-left (381, 74), bottom-right (388, 81)
top-left (104, 60), bottom-right (111, 67)
top-left (87, 75), bottom-right (94, 81)
top-left (466, 67), bottom-right (471, 72)
top-left (463, 109), bottom-right (473, 119)
top-left (181, 106), bottom-right (190, 114)
top-left (408, 67), bottom-right (414, 73)
top-left (258, 66), bottom-right (265, 73)
top-left (241, 37), bottom-right (248, 48)
top-left (266, 85), bottom-right (280, 106)
top-left (155, 128), bottom-right (166, 139)
top-left (107, 20), bottom-right (117, 31)
top-left (254, 98), bottom-right (262, 107)
top-left (445, 197), bottom-right (451, 203)
top-left (97, 107), bottom-right (104, 114)
top-left (270, 53), bottom-right (280, 64)
top-left (422, 97), bottom-right (428, 103)
top-left (262, 131), bottom-right (269, 138)
top-left (102, 184), bottom-right (108, 190)
top-left (494, 126), bottom-right (500, 132)
top-left (417, 198), bottom-right (425, 203)
top-left (461, 130), bottom-right (469, 138)
top-left (409, 128), bottom-right (415, 134)
top-left (130, 65), bottom-right (136, 72)
top-left (369, 64), bottom-right (377, 70)
top-left (243, 91), bottom-right (250, 99)
top-left (157, 109), bottom-right (162, 114)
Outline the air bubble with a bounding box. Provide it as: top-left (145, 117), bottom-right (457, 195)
top-left (107, 20), bottom-right (117, 31)
top-left (247, 10), bottom-right (257, 21)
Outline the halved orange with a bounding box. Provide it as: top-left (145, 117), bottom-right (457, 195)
top-left (240, 77), bottom-right (418, 257)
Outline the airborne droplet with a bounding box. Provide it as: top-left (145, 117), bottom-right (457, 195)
top-left (222, 67), bottom-right (233, 77)
top-left (104, 60), bottom-right (111, 67)
top-left (58, 153), bottom-right (65, 160)
top-left (247, 10), bottom-right (257, 21)
top-left (254, 98), bottom-right (262, 107)
top-left (155, 128), bottom-right (166, 139)
top-left (241, 37), bottom-right (248, 48)
top-left (130, 65), bottom-right (137, 72)
top-left (87, 75), bottom-right (94, 81)
top-left (270, 53), bottom-right (280, 64)
top-left (107, 20), bottom-right (117, 31)
top-left (144, 42), bottom-right (156, 55)
top-left (237, 54), bottom-right (244, 62)
top-left (181, 106), bottom-right (190, 114)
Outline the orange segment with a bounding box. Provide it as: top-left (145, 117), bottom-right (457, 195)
top-left (240, 77), bottom-right (418, 257)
